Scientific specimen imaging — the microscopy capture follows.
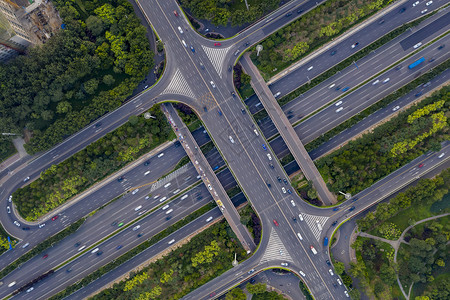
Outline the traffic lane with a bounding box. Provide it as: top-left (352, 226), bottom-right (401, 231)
top-left (400, 9), bottom-right (450, 50)
top-left (14, 197), bottom-right (217, 300)
top-left (259, 9), bottom-right (450, 138)
top-left (6, 182), bottom-right (219, 300)
top-left (309, 67), bottom-right (450, 159)
top-left (62, 191), bottom-right (249, 300)
top-left (299, 40), bottom-right (450, 144)
top-left (267, 0), bottom-right (448, 99)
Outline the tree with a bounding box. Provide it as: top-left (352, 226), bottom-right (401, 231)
top-left (334, 261), bottom-right (345, 275)
top-left (241, 73), bottom-right (251, 86)
top-left (56, 101), bottom-right (72, 114)
top-left (246, 282), bottom-right (266, 294)
top-left (225, 287), bottom-right (246, 300)
top-left (84, 78), bottom-right (99, 95)
top-left (103, 74), bottom-right (115, 86)
top-left (86, 15), bottom-right (105, 36)
top-left (379, 264), bottom-right (396, 285)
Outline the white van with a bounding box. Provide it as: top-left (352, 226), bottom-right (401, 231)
top-left (78, 245), bottom-right (86, 251)
top-left (22, 243), bottom-right (30, 249)
top-left (157, 153), bottom-right (164, 158)
top-left (165, 209), bottom-right (173, 214)
top-left (206, 216), bottom-right (213, 222)
top-left (181, 194), bottom-right (189, 200)
top-left (91, 248), bottom-right (99, 254)
top-left (164, 183), bottom-right (171, 188)
top-left (8, 281), bottom-right (16, 288)
top-left (162, 205), bottom-right (170, 210)
top-left (159, 196), bottom-right (167, 202)
top-left (173, 189), bottom-right (180, 194)
top-left (253, 129), bottom-right (259, 136)
top-left (310, 246), bottom-right (317, 255)
top-left (168, 239), bottom-right (175, 245)
top-left (134, 205), bottom-right (142, 211)
top-left (438, 153), bottom-right (445, 158)
top-left (182, 40), bottom-right (187, 47)
top-left (297, 233), bottom-right (303, 240)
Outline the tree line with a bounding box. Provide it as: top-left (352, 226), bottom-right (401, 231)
top-left (13, 108), bottom-right (171, 221)
top-left (0, 0), bottom-right (153, 154)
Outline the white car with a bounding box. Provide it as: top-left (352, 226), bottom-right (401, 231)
top-left (344, 291), bottom-right (349, 297)
top-left (298, 214), bottom-right (304, 221)
top-left (392, 106), bottom-right (400, 111)
top-left (438, 153), bottom-right (445, 158)
top-left (134, 205), bottom-right (142, 211)
top-left (413, 1), bottom-right (419, 6)
top-left (413, 42), bottom-right (422, 49)
top-left (7, 206), bottom-right (11, 213)
top-left (210, 81), bottom-right (216, 88)
top-left (421, 9), bottom-right (427, 14)
top-left (299, 271), bottom-right (306, 277)
top-left (290, 200), bottom-right (296, 207)
top-left (281, 262), bottom-right (289, 267)
top-left (207, 184), bottom-right (212, 190)
top-left (8, 195), bottom-right (12, 202)
top-left (132, 225), bottom-right (141, 231)
top-left (159, 196), bottom-right (167, 202)
top-left (335, 101), bottom-right (342, 106)
top-left (273, 92), bottom-right (281, 98)
top-left (336, 107), bottom-right (343, 113)
top-left (168, 239), bottom-right (175, 245)
top-left (177, 26), bottom-right (183, 34)
top-left (426, 0), bottom-right (433, 5)
top-left (206, 216), bottom-right (213, 222)
top-left (307, 66), bottom-right (313, 71)
top-left (23, 176), bottom-right (30, 182)
top-left (329, 84), bottom-right (335, 89)
top-left (162, 205), bottom-right (170, 210)
top-left (157, 153), bottom-right (164, 158)
top-left (14, 221), bottom-right (20, 227)
top-left (372, 79), bottom-right (380, 85)
top-left (164, 183), bottom-right (171, 188)
top-left (282, 187), bottom-right (286, 194)
top-left (132, 189), bottom-right (139, 195)
top-left (26, 287), bottom-right (34, 293)
top-left (267, 153), bottom-right (272, 161)
top-left (329, 269), bottom-right (334, 276)
top-left (253, 129), bottom-right (259, 136)
top-left (22, 243), bottom-right (30, 249)
top-left (38, 223), bottom-right (45, 228)
top-left (297, 232), bottom-right (303, 240)
top-left (383, 78), bottom-right (390, 83)
top-left (229, 136), bottom-right (235, 143)
top-left (337, 278), bottom-right (342, 285)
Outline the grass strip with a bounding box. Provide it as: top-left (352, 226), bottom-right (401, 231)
top-left (0, 218), bottom-right (85, 280)
top-left (49, 202), bottom-right (216, 300)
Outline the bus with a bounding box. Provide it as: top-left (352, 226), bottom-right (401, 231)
top-left (408, 57), bottom-right (425, 69)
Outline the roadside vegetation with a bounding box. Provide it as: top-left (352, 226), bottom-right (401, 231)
top-left (86, 220), bottom-right (246, 300)
top-left (240, 204), bottom-right (262, 245)
top-left (13, 108), bottom-right (172, 221)
top-left (350, 168), bottom-right (450, 299)
top-left (225, 283), bottom-right (287, 300)
top-left (315, 85), bottom-right (449, 199)
top-left (251, 0), bottom-right (396, 79)
top-left (0, 224), bottom-right (17, 255)
top-left (0, 0), bottom-right (153, 154)
top-left (0, 138), bottom-right (16, 161)
top-left (180, 0), bottom-right (279, 27)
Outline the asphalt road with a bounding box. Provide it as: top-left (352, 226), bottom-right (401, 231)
top-left (1, 0), bottom-right (448, 299)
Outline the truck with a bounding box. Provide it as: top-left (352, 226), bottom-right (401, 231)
top-left (216, 200), bottom-right (225, 211)
top-left (408, 57), bottom-right (425, 69)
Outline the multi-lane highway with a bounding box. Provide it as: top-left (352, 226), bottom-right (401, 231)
top-left (1, 0), bottom-right (449, 299)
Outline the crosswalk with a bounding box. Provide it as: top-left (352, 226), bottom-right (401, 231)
top-left (260, 228), bottom-right (293, 264)
top-left (300, 213), bottom-right (329, 241)
top-left (161, 69), bottom-right (196, 99)
top-left (201, 45), bottom-right (232, 76)
top-left (149, 164), bottom-right (191, 192)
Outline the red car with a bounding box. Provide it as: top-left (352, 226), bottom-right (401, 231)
top-left (273, 219), bottom-right (279, 226)
top-left (214, 43), bottom-right (221, 46)
top-left (52, 215), bottom-right (59, 221)
top-left (418, 163), bottom-right (424, 168)
top-left (43, 254), bottom-right (48, 259)
top-left (173, 10), bottom-right (178, 17)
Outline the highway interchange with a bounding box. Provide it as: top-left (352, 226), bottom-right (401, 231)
top-left (1, 0), bottom-right (449, 299)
